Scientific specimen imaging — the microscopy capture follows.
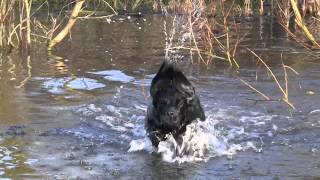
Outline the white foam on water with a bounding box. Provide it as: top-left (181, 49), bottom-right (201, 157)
top-left (128, 109), bottom-right (276, 163)
top-left (310, 109), bottom-right (320, 114)
top-left (128, 137), bottom-right (153, 153)
top-left (76, 104), bottom-right (102, 117)
top-left (155, 117), bottom-right (233, 163)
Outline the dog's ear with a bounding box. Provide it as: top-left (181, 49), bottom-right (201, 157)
top-left (150, 61), bottom-right (170, 98)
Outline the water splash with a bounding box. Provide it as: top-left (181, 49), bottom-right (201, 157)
top-left (128, 112), bottom-right (265, 163)
top-left (159, 0), bottom-right (191, 62)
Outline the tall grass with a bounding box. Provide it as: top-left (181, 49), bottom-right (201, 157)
top-left (1, 0), bottom-right (320, 52)
top-left (0, 0), bottom-right (32, 52)
top-left (0, 0), bottom-right (16, 51)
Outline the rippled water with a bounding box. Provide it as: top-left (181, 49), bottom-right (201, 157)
top-left (1, 15), bottom-right (320, 179)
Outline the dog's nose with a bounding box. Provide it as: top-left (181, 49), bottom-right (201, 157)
top-left (167, 111), bottom-right (175, 118)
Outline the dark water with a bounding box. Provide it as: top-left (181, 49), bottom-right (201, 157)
top-left (1, 15), bottom-right (320, 179)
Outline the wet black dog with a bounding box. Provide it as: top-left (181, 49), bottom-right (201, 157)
top-left (145, 61), bottom-right (205, 147)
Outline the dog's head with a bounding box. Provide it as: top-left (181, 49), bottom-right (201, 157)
top-left (150, 61), bottom-right (205, 132)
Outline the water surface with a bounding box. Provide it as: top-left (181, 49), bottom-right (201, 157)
top-left (1, 15), bottom-right (320, 179)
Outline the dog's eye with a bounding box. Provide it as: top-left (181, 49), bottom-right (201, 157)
top-left (176, 99), bottom-right (184, 107)
top-left (159, 99), bottom-right (168, 105)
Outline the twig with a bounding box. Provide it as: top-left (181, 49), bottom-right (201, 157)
top-left (238, 77), bottom-right (271, 100)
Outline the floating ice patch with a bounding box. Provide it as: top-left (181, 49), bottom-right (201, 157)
top-left (42, 77), bottom-right (71, 94)
top-left (39, 77), bottom-right (105, 94)
top-left (66, 78), bottom-right (105, 90)
top-left (89, 70), bottom-right (134, 83)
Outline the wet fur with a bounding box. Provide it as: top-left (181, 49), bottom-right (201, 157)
top-left (145, 61), bottom-right (205, 147)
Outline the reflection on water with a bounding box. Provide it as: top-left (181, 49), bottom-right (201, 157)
top-left (0, 15), bottom-right (320, 178)
top-left (0, 55), bottom-right (32, 125)
top-left (0, 137), bottom-right (36, 179)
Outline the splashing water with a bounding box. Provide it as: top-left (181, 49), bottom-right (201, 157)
top-left (159, 0), bottom-right (193, 62)
top-left (128, 113), bottom-right (262, 163)
top-left (157, 119), bottom-right (228, 163)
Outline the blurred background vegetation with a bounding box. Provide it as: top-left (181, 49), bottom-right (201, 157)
top-left (1, 0), bottom-right (320, 53)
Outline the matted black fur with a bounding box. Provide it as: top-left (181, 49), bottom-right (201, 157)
top-left (145, 61), bottom-right (205, 147)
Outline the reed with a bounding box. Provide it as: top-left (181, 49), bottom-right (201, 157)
top-left (247, 49), bottom-right (297, 109)
top-left (0, 0), bottom-right (33, 52)
top-left (290, 0), bottom-right (320, 48)
top-left (0, 0), bottom-right (16, 51)
top-left (1, 0), bottom-right (320, 53)
top-left (244, 0), bottom-right (252, 16)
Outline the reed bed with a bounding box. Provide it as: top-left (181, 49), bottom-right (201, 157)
top-left (0, 0), bottom-right (33, 52)
top-left (1, 0), bottom-right (320, 52)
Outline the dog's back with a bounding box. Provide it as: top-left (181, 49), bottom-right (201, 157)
top-left (145, 61), bottom-right (205, 146)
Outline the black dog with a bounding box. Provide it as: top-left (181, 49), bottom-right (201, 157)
top-left (145, 61), bottom-right (205, 147)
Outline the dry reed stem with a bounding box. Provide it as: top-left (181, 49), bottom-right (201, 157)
top-left (0, 0), bottom-right (15, 49)
top-left (282, 62), bottom-right (295, 109)
top-left (222, 0), bottom-right (239, 67)
top-left (238, 78), bottom-right (271, 100)
top-left (290, 0), bottom-right (320, 48)
top-left (259, 0), bottom-right (264, 15)
top-left (7, 19), bottom-right (28, 48)
top-left (283, 65), bottom-right (299, 75)
top-left (247, 48), bottom-right (296, 109)
top-left (100, 0), bottom-right (118, 15)
top-left (279, 23), bottom-right (313, 50)
top-left (23, 0), bottom-right (32, 47)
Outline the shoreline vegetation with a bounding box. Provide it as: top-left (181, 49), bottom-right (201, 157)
top-left (0, 0), bottom-right (319, 53)
top-left (0, 0), bottom-right (319, 109)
